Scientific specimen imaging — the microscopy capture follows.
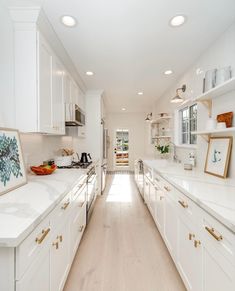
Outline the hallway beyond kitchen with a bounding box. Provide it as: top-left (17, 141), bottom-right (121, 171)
top-left (64, 173), bottom-right (185, 291)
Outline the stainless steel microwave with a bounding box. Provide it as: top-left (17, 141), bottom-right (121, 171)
top-left (65, 103), bottom-right (85, 126)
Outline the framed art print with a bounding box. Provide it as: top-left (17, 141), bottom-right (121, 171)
top-left (204, 136), bottom-right (232, 178)
top-left (0, 128), bottom-right (27, 195)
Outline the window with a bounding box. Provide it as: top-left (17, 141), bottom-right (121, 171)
top-left (179, 103), bottom-right (197, 145)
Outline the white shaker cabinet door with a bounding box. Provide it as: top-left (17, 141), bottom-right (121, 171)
top-left (38, 36), bottom-right (53, 133)
top-left (16, 248), bottom-right (50, 291)
top-left (164, 195), bottom-right (178, 259)
top-left (64, 72), bottom-right (72, 103)
top-left (177, 217), bottom-right (203, 291)
top-left (203, 244), bottom-right (235, 291)
top-left (50, 223), bottom-right (70, 291)
top-left (51, 56), bottom-right (65, 135)
top-left (155, 188), bottom-right (165, 233)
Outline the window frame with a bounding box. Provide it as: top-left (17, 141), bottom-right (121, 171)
top-left (174, 101), bottom-right (198, 148)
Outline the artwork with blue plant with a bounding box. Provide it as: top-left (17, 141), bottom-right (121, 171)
top-left (0, 133), bottom-right (23, 187)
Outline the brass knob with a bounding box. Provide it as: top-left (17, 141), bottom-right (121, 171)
top-left (194, 240), bottom-right (201, 248)
top-left (57, 235), bottom-right (63, 242)
top-left (52, 241), bottom-right (59, 250)
top-left (189, 233), bottom-right (195, 240)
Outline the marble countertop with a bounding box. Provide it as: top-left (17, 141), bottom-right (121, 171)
top-left (0, 168), bottom-right (87, 247)
top-left (143, 159), bottom-right (235, 233)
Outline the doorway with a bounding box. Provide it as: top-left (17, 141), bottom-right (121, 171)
top-left (114, 129), bottom-right (129, 169)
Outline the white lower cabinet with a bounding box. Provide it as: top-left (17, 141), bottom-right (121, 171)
top-left (16, 248), bottom-right (50, 291)
top-left (14, 180), bottom-right (87, 291)
top-left (141, 165), bottom-right (235, 291)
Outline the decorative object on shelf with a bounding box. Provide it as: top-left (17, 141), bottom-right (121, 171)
top-left (30, 164), bottom-right (57, 175)
top-left (204, 69), bottom-right (217, 92)
top-left (217, 111), bottom-right (233, 128)
top-left (158, 112), bottom-right (169, 117)
top-left (206, 117), bottom-right (217, 130)
top-left (156, 144), bottom-right (170, 159)
top-left (189, 152), bottom-right (196, 167)
top-left (215, 66), bottom-right (232, 87)
top-left (0, 128), bottom-right (27, 195)
top-left (204, 136), bottom-right (232, 178)
top-left (145, 112), bottom-right (152, 121)
top-left (170, 84), bottom-right (186, 103)
top-left (216, 122), bottom-right (226, 130)
top-left (184, 163), bottom-right (193, 170)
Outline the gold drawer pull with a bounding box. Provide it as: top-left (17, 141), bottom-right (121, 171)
top-left (178, 200), bottom-right (188, 208)
top-left (164, 186), bottom-right (171, 192)
top-left (79, 225), bottom-right (84, 232)
top-left (35, 228), bottom-right (50, 244)
top-left (194, 240), bottom-right (201, 248)
top-left (205, 226), bottom-right (223, 241)
top-left (79, 201), bottom-right (86, 208)
top-left (52, 241), bottom-right (59, 250)
top-left (57, 235), bottom-right (63, 242)
top-left (61, 201), bottom-right (70, 210)
top-left (189, 233), bottom-right (195, 240)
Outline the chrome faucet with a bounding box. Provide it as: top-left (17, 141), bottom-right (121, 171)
top-left (169, 142), bottom-right (181, 163)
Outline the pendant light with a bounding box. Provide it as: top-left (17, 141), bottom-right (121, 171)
top-left (171, 84), bottom-right (186, 103)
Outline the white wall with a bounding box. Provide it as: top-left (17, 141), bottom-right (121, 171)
top-left (152, 23), bottom-right (235, 178)
top-left (107, 112), bottom-right (147, 171)
top-left (0, 2), bottom-right (86, 168)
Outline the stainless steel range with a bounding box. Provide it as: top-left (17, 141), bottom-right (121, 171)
top-left (57, 161), bottom-right (96, 222)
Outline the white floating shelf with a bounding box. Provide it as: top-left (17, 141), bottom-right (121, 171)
top-left (195, 77), bottom-right (235, 102)
top-left (151, 116), bottom-right (172, 124)
top-left (192, 127), bottom-right (235, 135)
top-left (152, 136), bottom-right (171, 139)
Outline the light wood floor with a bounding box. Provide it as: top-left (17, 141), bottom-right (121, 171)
top-left (64, 174), bottom-right (186, 291)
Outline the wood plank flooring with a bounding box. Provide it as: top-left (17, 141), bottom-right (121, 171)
top-left (64, 174), bottom-right (186, 291)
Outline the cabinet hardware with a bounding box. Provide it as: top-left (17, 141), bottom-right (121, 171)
top-left (155, 177), bottom-right (160, 182)
top-left (164, 186), bottom-right (171, 192)
top-left (57, 235), bottom-right (63, 242)
top-left (194, 240), bottom-right (201, 248)
top-left (160, 196), bottom-right (164, 200)
top-left (178, 200), bottom-right (188, 209)
top-left (35, 228), bottom-right (50, 244)
top-left (61, 201), bottom-right (70, 210)
top-left (189, 233), bottom-right (195, 240)
top-left (79, 225), bottom-right (84, 232)
top-left (52, 241), bottom-right (59, 250)
top-left (205, 226), bottom-right (223, 241)
top-left (79, 201), bottom-right (85, 208)
top-left (154, 187), bottom-right (159, 191)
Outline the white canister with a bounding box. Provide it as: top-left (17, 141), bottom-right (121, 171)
top-left (204, 69), bottom-right (217, 92)
top-left (206, 118), bottom-right (217, 130)
top-left (215, 66), bottom-right (231, 87)
top-left (216, 122), bottom-right (226, 130)
top-left (54, 156), bottom-right (73, 167)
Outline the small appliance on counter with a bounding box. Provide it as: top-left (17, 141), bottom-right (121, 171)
top-left (80, 152), bottom-right (92, 164)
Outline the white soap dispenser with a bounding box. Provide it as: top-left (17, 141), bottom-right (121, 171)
top-left (189, 152), bottom-right (196, 167)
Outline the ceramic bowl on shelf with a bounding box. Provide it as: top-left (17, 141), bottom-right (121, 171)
top-left (30, 164), bottom-right (57, 175)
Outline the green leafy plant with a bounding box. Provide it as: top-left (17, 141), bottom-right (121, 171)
top-left (156, 144), bottom-right (170, 154)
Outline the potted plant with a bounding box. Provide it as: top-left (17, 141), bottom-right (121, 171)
top-left (155, 144), bottom-right (170, 159)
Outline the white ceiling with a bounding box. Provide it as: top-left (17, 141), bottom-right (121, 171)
top-left (40, 0), bottom-right (235, 113)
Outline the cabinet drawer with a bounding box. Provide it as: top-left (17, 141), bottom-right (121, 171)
top-left (202, 212), bottom-right (235, 266)
top-left (50, 193), bottom-right (72, 230)
top-left (16, 216), bottom-right (51, 280)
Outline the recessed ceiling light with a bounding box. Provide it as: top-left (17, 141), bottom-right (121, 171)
top-left (61, 15), bottom-right (77, 27)
top-left (122, 108), bottom-right (126, 111)
top-left (86, 71), bottom-right (94, 76)
top-left (137, 92), bottom-right (143, 95)
top-left (164, 70), bottom-right (173, 75)
top-left (170, 15), bottom-right (186, 27)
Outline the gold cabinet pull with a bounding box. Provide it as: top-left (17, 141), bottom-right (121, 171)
top-left (52, 241), bottom-right (59, 250)
top-left (61, 201), bottom-right (70, 210)
top-left (164, 186), bottom-right (171, 192)
top-left (194, 240), bottom-right (201, 248)
top-left (79, 225), bottom-right (84, 232)
top-left (189, 233), bottom-right (195, 240)
top-left (57, 235), bottom-right (63, 242)
top-left (79, 201), bottom-right (86, 208)
top-left (35, 228), bottom-right (50, 244)
top-left (178, 200), bottom-right (188, 209)
top-left (205, 226), bottom-right (223, 241)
